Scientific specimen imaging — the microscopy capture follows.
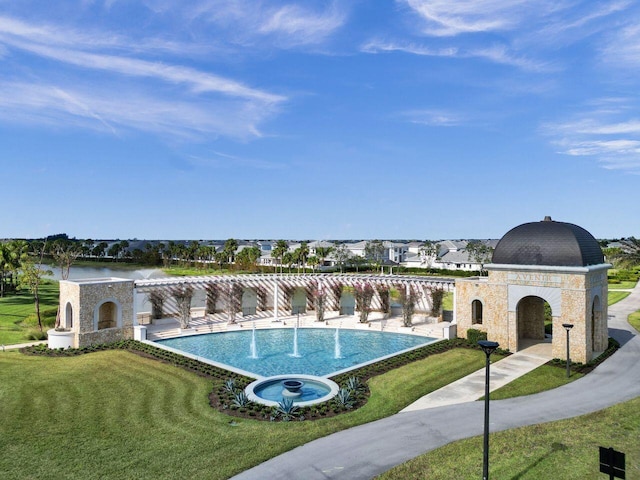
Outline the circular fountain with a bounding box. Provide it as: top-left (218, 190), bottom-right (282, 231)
top-left (282, 379), bottom-right (304, 397)
top-left (246, 375), bottom-right (339, 407)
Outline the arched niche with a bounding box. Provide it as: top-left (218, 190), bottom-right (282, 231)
top-left (94, 298), bottom-right (122, 331)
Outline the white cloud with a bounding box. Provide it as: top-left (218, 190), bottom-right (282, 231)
top-left (11, 40), bottom-right (283, 103)
top-left (0, 81), bottom-right (275, 140)
top-left (401, 109), bottom-right (466, 127)
top-left (384, 1), bottom-right (633, 74)
top-left (470, 44), bottom-right (551, 72)
top-left (258, 4), bottom-right (346, 46)
top-left (361, 39), bottom-right (457, 57)
top-left (562, 139), bottom-right (640, 156)
top-left (399, 0), bottom-right (539, 37)
top-left (0, 16), bottom-right (283, 104)
top-left (187, 1), bottom-right (346, 48)
top-left (545, 101), bottom-right (640, 173)
top-left (362, 39), bottom-right (548, 71)
top-left (0, 14), bottom-right (286, 140)
top-left (601, 22), bottom-right (640, 69)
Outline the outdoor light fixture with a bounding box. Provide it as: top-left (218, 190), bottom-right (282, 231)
top-left (478, 340), bottom-right (499, 480)
top-left (562, 323), bottom-right (574, 378)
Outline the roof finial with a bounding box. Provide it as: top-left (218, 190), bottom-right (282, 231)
top-left (543, 216), bottom-right (552, 222)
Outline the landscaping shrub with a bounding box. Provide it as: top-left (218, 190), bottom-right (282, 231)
top-left (26, 329), bottom-right (48, 341)
top-left (548, 337), bottom-right (620, 375)
top-left (466, 328), bottom-right (487, 344)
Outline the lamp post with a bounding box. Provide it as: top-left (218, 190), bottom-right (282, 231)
top-left (562, 323), bottom-right (574, 378)
top-left (478, 340), bottom-right (500, 480)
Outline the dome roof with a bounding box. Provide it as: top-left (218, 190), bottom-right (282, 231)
top-left (492, 216), bottom-right (604, 267)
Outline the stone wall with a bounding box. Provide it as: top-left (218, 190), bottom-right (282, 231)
top-left (455, 264), bottom-right (610, 363)
top-left (59, 278), bottom-right (135, 348)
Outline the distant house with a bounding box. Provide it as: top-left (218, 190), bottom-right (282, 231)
top-left (400, 239), bottom-right (498, 272)
top-left (127, 237), bottom-right (498, 273)
top-left (384, 241), bottom-right (409, 263)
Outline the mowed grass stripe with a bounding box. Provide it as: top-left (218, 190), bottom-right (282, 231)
top-left (0, 347), bottom-right (489, 479)
top-left (1, 351), bottom-right (218, 479)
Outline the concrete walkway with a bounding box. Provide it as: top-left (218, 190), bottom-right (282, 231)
top-left (1, 340), bottom-right (46, 351)
top-left (401, 341), bottom-right (552, 412)
top-left (232, 282), bottom-right (640, 480)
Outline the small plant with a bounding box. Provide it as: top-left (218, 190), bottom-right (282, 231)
top-left (274, 398), bottom-right (299, 421)
top-left (335, 388), bottom-right (354, 409)
top-left (223, 379), bottom-right (237, 393)
top-left (232, 391), bottom-right (250, 407)
top-left (345, 376), bottom-right (364, 393)
top-left (428, 286), bottom-right (445, 317)
top-left (467, 328), bottom-right (488, 344)
top-left (26, 329), bottom-right (48, 341)
top-left (353, 283), bottom-right (375, 323)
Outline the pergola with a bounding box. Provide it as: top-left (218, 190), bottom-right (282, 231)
top-left (134, 273), bottom-right (455, 321)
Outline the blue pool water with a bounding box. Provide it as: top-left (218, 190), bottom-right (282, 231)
top-left (253, 378), bottom-right (331, 403)
top-left (156, 328), bottom-right (436, 377)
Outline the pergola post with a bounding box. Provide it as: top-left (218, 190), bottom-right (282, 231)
top-left (273, 281), bottom-right (280, 322)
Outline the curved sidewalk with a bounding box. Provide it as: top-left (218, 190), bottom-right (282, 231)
top-left (401, 341), bottom-right (552, 412)
top-left (232, 283), bottom-right (640, 480)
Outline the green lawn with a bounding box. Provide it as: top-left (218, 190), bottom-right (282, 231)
top-left (608, 280), bottom-right (638, 289)
top-left (0, 347), bottom-right (487, 480)
top-left (378, 396), bottom-right (640, 479)
top-left (629, 309), bottom-right (640, 333)
top-left (0, 280), bottom-right (59, 344)
top-left (489, 364), bottom-right (583, 400)
top-left (443, 291), bottom-right (453, 311)
top-left (609, 291), bottom-right (631, 306)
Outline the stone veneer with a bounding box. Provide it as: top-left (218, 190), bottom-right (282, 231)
top-left (59, 278), bottom-right (135, 348)
top-left (455, 264), bottom-right (609, 363)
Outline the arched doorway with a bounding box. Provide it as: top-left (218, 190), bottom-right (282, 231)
top-left (516, 296), bottom-right (552, 349)
top-left (65, 302), bottom-right (73, 329)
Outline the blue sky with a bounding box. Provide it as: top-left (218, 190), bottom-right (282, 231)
top-left (1, 0), bottom-right (638, 241)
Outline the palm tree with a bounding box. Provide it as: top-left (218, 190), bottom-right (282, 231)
top-left (236, 246), bottom-right (261, 271)
top-left (187, 241), bottom-right (200, 265)
top-left (82, 239), bottom-right (94, 258)
top-left (315, 246), bottom-right (333, 268)
top-left (119, 240), bottom-right (130, 259)
top-left (307, 256), bottom-right (319, 272)
top-left (108, 242), bottom-right (122, 260)
top-left (297, 242), bottom-right (309, 272)
top-left (272, 240), bottom-right (289, 274)
top-left (282, 251), bottom-right (295, 273)
top-left (223, 238), bottom-right (238, 265)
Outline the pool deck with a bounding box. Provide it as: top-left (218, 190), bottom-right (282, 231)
top-left (143, 309), bottom-right (451, 341)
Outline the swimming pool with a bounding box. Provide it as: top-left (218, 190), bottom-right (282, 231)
top-left (155, 328), bottom-right (437, 377)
